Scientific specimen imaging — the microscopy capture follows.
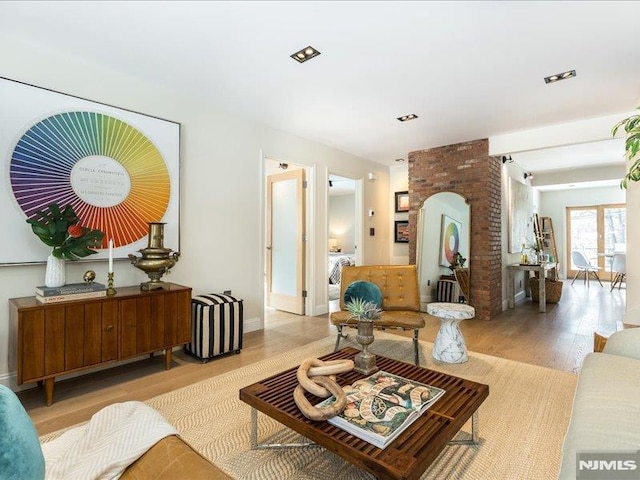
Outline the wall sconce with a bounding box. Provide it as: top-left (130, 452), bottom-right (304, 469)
top-left (501, 155), bottom-right (513, 164)
top-left (279, 162), bottom-right (288, 170)
top-left (524, 172), bottom-right (534, 180)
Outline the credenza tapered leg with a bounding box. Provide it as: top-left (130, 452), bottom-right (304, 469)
top-left (45, 377), bottom-right (55, 406)
top-left (165, 348), bottom-right (172, 370)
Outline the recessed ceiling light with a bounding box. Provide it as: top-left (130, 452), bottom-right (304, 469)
top-left (397, 114), bottom-right (418, 122)
top-left (544, 69), bottom-right (576, 84)
top-left (290, 45), bottom-right (320, 63)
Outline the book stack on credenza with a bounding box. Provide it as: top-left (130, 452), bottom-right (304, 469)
top-left (35, 282), bottom-right (107, 303)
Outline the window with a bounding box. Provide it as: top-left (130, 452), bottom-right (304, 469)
top-left (566, 204), bottom-right (626, 278)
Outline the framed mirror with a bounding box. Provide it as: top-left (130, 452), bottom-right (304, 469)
top-left (416, 192), bottom-right (470, 309)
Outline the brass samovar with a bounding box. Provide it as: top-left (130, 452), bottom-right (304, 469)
top-left (128, 222), bottom-right (180, 290)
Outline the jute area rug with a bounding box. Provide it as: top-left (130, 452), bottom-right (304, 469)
top-left (41, 332), bottom-right (577, 479)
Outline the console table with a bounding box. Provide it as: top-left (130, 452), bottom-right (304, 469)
top-left (507, 263), bottom-right (557, 313)
top-left (10, 283), bottom-right (192, 405)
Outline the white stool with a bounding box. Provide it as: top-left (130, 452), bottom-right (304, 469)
top-left (427, 302), bottom-right (475, 363)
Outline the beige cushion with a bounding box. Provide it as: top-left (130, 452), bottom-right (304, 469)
top-left (121, 436), bottom-right (231, 480)
top-left (330, 310), bottom-right (428, 329)
top-left (603, 328), bottom-right (640, 360)
top-left (558, 353), bottom-right (640, 479)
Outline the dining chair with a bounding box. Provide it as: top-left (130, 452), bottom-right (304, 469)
top-left (610, 253), bottom-right (626, 291)
top-left (571, 250), bottom-right (603, 287)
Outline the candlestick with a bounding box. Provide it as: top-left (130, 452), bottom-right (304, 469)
top-left (108, 239), bottom-right (113, 273)
top-left (106, 272), bottom-right (117, 296)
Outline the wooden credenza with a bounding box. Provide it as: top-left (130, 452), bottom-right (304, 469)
top-left (10, 283), bottom-right (192, 405)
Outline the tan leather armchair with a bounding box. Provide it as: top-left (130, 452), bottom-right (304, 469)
top-left (122, 435), bottom-right (231, 479)
top-left (330, 265), bottom-right (431, 365)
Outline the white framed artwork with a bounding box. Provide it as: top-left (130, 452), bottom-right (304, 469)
top-left (508, 177), bottom-right (530, 253)
top-left (0, 77), bottom-right (180, 265)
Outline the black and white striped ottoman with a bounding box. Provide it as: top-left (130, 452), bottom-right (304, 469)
top-left (184, 293), bottom-right (243, 362)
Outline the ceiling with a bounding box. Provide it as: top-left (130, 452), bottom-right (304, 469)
top-left (514, 139), bottom-right (625, 173)
top-left (1, 1), bottom-right (639, 172)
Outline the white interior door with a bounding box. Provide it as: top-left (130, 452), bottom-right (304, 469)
top-left (266, 169), bottom-right (305, 314)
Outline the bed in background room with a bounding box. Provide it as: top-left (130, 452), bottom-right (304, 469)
top-left (328, 253), bottom-right (356, 301)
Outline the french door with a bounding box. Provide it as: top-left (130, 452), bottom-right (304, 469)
top-left (566, 204), bottom-right (626, 278)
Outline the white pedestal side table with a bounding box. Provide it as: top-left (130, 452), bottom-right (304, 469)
top-left (427, 303), bottom-right (475, 364)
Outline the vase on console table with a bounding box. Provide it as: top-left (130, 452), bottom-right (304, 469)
top-left (44, 254), bottom-right (66, 288)
top-left (128, 222), bottom-right (180, 290)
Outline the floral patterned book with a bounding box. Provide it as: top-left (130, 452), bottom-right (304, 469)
top-left (316, 370), bottom-right (445, 449)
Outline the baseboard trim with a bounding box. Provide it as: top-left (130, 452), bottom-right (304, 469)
top-left (621, 302), bottom-right (640, 326)
top-left (502, 290), bottom-right (527, 311)
top-left (243, 316), bottom-right (262, 332)
top-left (0, 372), bottom-right (23, 391)
top-left (313, 303), bottom-right (329, 316)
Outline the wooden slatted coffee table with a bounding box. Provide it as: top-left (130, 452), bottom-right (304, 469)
top-left (239, 348), bottom-right (489, 480)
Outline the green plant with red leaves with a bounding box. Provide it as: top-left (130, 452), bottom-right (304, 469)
top-left (26, 203), bottom-right (104, 260)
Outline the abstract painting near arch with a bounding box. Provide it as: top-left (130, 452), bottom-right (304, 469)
top-left (0, 77), bottom-right (180, 264)
top-left (440, 214), bottom-right (461, 267)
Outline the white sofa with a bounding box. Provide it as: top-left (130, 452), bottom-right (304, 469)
top-left (558, 328), bottom-right (640, 479)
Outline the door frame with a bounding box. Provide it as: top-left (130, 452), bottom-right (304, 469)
top-left (327, 170), bottom-right (365, 264)
top-left (326, 171), bottom-right (364, 312)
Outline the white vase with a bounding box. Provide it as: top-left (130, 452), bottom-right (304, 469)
top-left (45, 254), bottom-right (66, 288)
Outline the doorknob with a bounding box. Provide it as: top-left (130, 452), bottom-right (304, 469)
top-left (266, 246), bottom-right (272, 250)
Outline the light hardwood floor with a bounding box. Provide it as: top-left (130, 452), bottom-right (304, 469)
top-left (21, 279), bottom-right (624, 436)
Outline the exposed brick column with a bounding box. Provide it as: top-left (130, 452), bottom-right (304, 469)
top-left (408, 139), bottom-right (502, 320)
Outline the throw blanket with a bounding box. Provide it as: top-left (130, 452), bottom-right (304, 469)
top-left (41, 401), bottom-right (178, 480)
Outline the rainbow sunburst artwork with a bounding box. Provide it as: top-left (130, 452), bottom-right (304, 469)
top-left (1, 76), bottom-right (180, 264)
top-left (10, 112), bottom-right (170, 248)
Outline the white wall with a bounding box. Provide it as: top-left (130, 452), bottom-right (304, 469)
top-left (328, 194), bottom-right (355, 253)
top-left (0, 32), bottom-right (390, 386)
top-left (626, 182), bottom-right (640, 325)
top-left (538, 186), bottom-right (626, 279)
top-left (389, 164), bottom-right (409, 264)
